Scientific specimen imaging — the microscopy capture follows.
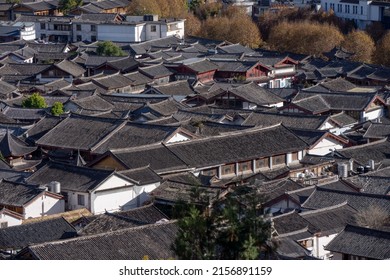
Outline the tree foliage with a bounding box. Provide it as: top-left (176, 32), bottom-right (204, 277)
top-left (258, 7), bottom-right (354, 42)
top-left (341, 30), bottom-right (375, 63)
top-left (172, 187), bottom-right (272, 260)
top-left (51, 102), bottom-right (64, 116)
top-left (96, 41), bottom-right (126, 57)
top-left (355, 205), bottom-right (389, 229)
top-left (268, 21), bottom-right (344, 56)
top-left (185, 12), bottom-right (202, 37)
top-left (58, 0), bottom-right (82, 14)
top-left (22, 93), bottom-right (47, 109)
top-left (127, 0), bottom-right (187, 18)
top-left (199, 6), bottom-right (262, 48)
top-left (373, 31), bottom-right (390, 66)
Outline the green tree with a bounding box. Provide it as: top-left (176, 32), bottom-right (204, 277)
top-left (58, 0), bottom-right (83, 15)
top-left (22, 93), bottom-right (47, 109)
top-left (173, 186), bottom-right (272, 260)
top-left (342, 30), bottom-right (375, 63)
top-left (172, 206), bottom-right (215, 259)
top-left (51, 102), bottom-right (64, 116)
top-left (96, 41), bottom-right (126, 57)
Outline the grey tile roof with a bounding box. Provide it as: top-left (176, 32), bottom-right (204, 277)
top-left (147, 98), bottom-right (186, 116)
top-left (92, 73), bottom-right (135, 90)
top-left (27, 161), bottom-right (115, 193)
top-left (149, 80), bottom-right (195, 96)
top-left (272, 211), bottom-right (312, 235)
top-left (217, 43), bottom-right (255, 54)
top-left (347, 64), bottom-right (376, 80)
top-left (129, 36), bottom-right (182, 55)
top-left (123, 71), bottom-right (153, 86)
top-left (35, 114), bottom-right (122, 151)
top-left (139, 64), bottom-right (174, 79)
top-left (166, 124), bottom-right (308, 168)
top-left (325, 224), bottom-right (390, 259)
top-left (0, 179), bottom-right (43, 207)
top-left (119, 166), bottom-right (161, 185)
top-left (255, 178), bottom-right (304, 204)
top-left (302, 187), bottom-right (390, 214)
top-left (0, 63), bottom-right (50, 76)
top-left (91, 122), bottom-right (179, 154)
top-left (74, 13), bottom-right (123, 23)
top-left (274, 236), bottom-right (312, 259)
top-left (0, 130), bottom-right (37, 157)
top-left (151, 180), bottom-right (223, 204)
top-left (181, 58), bottom-right (218, 73)
top-left (242, 111), bottom-right (329, 129)
top-left (110, 144), bottom-right (188, 174)
top-left (363, 123), bottom-right (390, 139)
top-left (2, 106), bottom-right (46, 121)
top-left (226, 82), bottom-right (284, 106)
top-left (24, 116), bottom-right (62, 143)
top-left (55, 59), bottom-right (86, 77)
top-left (335, 138), bottom-right (390, 166)
top-left (0, 217), bottom-right (77, 251)
top-left (71, 95), bottom-right (114, 112)
top-left (300, 203), bottom-right (358, 236)
top-left (319, 77), bottom-right (357, 92)
top-left (329, 112), bottom-right (358, 127)
top-left (79, 204), bottom-right (168, 236)
top-left (293, 91), bottom-right (380, 112)
top-left (23, 220), bottom-right (177, 260)
top-left (343, 166), bottom-right (390, 195)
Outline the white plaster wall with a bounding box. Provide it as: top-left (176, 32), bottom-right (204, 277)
top-left (166, 132), bottom-right (190, 143)
top-left (67, 191), bottom-right (90, 212)
top-left (308, 138), bottom-right (344, 156)
top-left (92, 186), bottom-right (135, 214)
top-left (0, 213), bottom-right (22, 227)
top-left (265, 199), bottom-right (301, 214)
top-left (363, 108), bottom-right (383, 121)
top-left (95, 175), bottom-right (133, 192)
top-left (122, 182), bottom-right (160, 210)
top-left (145, 23), bottom-right (162, 41)
top-left (24, 194), bottom-right (65, 219)
top-left (314, 234), bottom-right (338, 259)
top-left (98, 25), bottom-right (137, 43)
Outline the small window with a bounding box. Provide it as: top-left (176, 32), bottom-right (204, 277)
top-left (202, 168), bottom-right (217, 177)
top-left (272, 154), bottom-right (286, 166)
top-left (221, 163), bottom-right (235, 175)
top-left (292, 152), bottom-right (299, 161)
top-left (91, 35), bottom-right (96, 42)
top-left (90, 25), bottom-right (96, 32)
top-left (238, 161), bottom-right (252, 172)
top-left (76, 35), bottom-right (82, 42)
top-left (77, 194), bottom-right (85, 206)
top-left (150, 25), bottom-right (157, 32)
top-left (40, 23), bottom-right (45, 30)
top-left (256, 158), bottom-right (269, 169)
top-left (76, 24), bottom-right (81, 31)
top-left (0, 221), bottom-right (8, 228)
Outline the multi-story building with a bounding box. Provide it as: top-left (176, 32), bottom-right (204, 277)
top-left (321, 0), bottom-right (390, 29)
top-left (15, 14), bottom-right (185, 43)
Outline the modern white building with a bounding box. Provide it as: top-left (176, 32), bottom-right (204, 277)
top-left (16, 14), bottom-right (185, 43)
top-left (321, 0), bottom-right (390, 29)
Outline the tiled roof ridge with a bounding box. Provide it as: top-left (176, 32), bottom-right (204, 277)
top-left (28, 219), bottom-right (177, 248)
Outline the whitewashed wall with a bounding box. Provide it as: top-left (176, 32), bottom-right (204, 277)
top-left (0, 212), bottom-right (22, 228)
top-left (24, 194), bottom-right (65, 219)
top-left (308, 138), bottom-right (344, 156)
